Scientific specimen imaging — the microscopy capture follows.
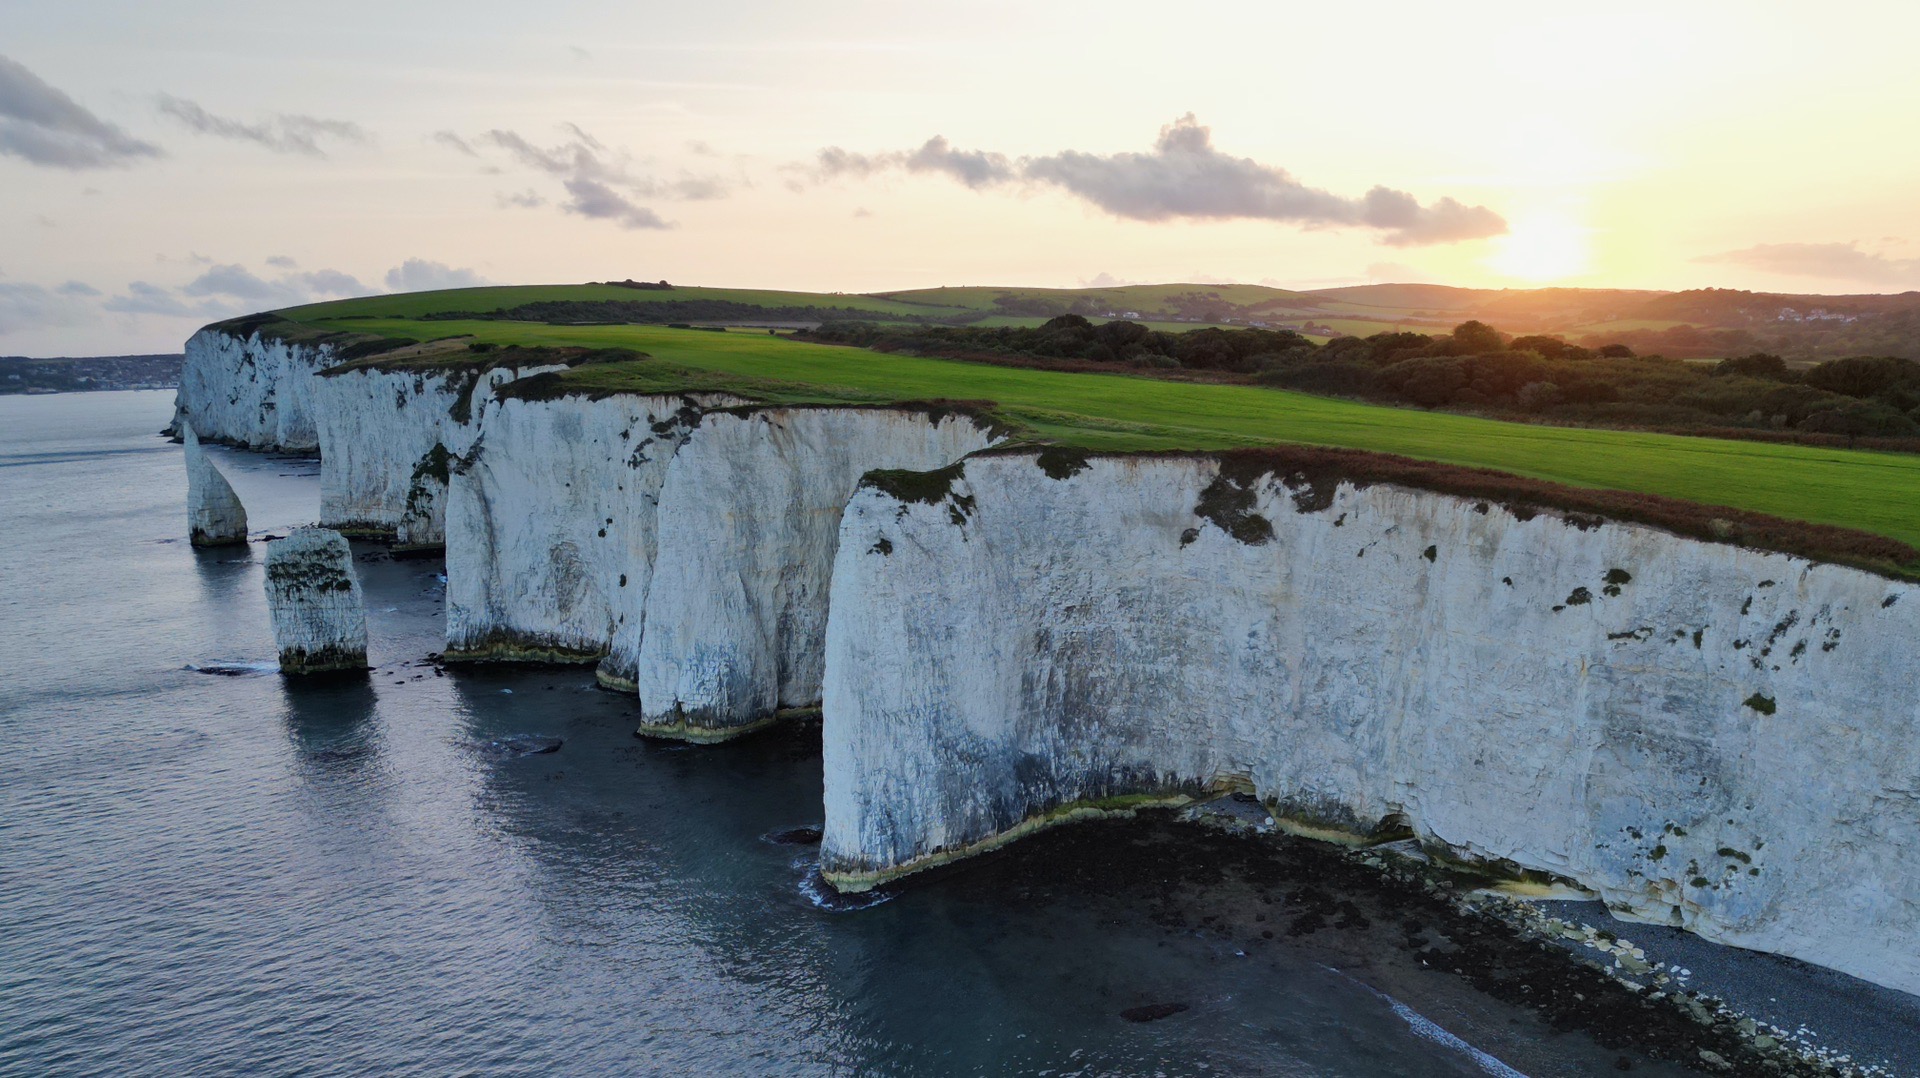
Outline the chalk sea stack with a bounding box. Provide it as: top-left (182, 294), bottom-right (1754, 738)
top-left (183, 423), bottom-right (247, 547)
top-left (264, 527), bottom-right (369, 675)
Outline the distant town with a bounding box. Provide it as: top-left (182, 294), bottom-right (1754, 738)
top-left (0, 353), bottom-right (182, 394)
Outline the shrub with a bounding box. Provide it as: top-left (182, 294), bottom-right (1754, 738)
top-left (1516, 381), bottom-right (1564, 411)
top-left (1804, 355), bottom-right (1920, 399)
top-left (1378, 356), bottom-right (1470, 407)
top-left (1711, 353), bottom-right (1791, 380)
top-left (1798, 400), bottom-right (1920, 439)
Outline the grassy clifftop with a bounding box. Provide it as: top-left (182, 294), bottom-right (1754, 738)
top-left (223, 284), bottom-right (1920, 572)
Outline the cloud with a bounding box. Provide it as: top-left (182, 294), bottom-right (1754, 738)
top-left (477, 127), bottom-right (722, 198)
top-left (432, 130), bottom-right (476, 156)
top-left (899, 136), bottom-right (1014, 189)
top-left (0, 54), bottom-right (162, 169)
top-left (55, 280), bottom-right (101, 296)
top-left (807, 114), bottom-right (1506, 247)
top-left (266, 255), bottom-right (298, 269)
top-left (0, 281), bottom-right (93, 333)
top-left (99, 262), bottom-right (368, 321)
top-left (180, 262), bottom-right (368, 306)
top-left (155, 95), bottom-right (367, 156)
top-left (102, 281), bottom-right (196, 317)
top-left (560, 177), bottom-right (670, 229)
top-left (496, 188), bottom-right (546, 209)
top-left (1697, 242), bottom-right (1920, 287)
top-left (445, 124), bottom-right (732, 229)
top-left (288, 268), bottom-right (369, 296)
top-left (180, 264), bottom-right (286, 303)
top-left (811, 136), bottom-right (1014, 190)
top-left (384, 259), bottom-right (490, 292)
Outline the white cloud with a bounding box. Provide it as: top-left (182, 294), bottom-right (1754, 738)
top-left (810, 115), bottom-right (1507, 247)
top-left (0, 281), bottom-right (94, 333)
top-left (383, 259), bottom-right (490, 292)
top-left (0, 54), bottom-right (162, 169)
top-left (443, 123), bottom-right (733, 230)
top-left (156, 95), bottom-right (368, 157)
top-left (1698, 242), bottom-right (1920, 287)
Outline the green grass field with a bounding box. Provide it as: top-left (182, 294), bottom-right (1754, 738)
top-left (280, 284), bottom-right (962, 322)
top-left (877, 282), bottom-right (1316, 315)
top-left (294, 311), bottom-right (1920, 552)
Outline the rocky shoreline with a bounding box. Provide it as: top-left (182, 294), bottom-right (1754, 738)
top-left (1167, 797), bottom-right (1911, 1076)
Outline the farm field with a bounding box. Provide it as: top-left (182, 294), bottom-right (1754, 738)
top-left (283, 305), bottom-right (1920, 554)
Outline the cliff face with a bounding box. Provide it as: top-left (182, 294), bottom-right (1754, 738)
top-left (445, 399), bottom-right (998, 720)
top-left (820, 451), bottom-right (1920, 995)
top-left (175, 328), bottom-right (337, 451)
top-left (444, 392), bottom-right (741, 670)
top-left (314, 363), bottom-right (562, 548)
top-left (633, 408), bottom-right (1001, 740)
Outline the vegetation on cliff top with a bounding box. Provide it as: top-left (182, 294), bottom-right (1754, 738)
top-left (804, 316), bottom-right (1920, 449)
top-left (1192, 445), bottom-right (1919, 577)
top-left (223, 289), bottom-right (1920, 565)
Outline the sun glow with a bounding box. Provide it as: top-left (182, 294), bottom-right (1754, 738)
top-left (1488, 211), bottom-right (1591, 282)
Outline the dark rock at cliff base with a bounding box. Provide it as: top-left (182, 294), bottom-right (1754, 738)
top-left (186, 661), bottom-right (278, 677)
top-left (479, 735), bottom-right (563, 757)
top-left (1119, 1002), bottom-right (1189, 1023)
top-left (764, 825), bottom-right (824, 846)
top-left (797, 865), bottom-right (894, 912)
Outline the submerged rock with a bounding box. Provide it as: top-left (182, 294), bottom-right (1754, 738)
top-left (264, 528), bottom-right (368, 675)
top-left (1119, 1003), bottom-right (1189, 1023)
top-left (183, 423), bottom-right (248, 547)
top-left (763, 825), bottom-right (824, 846)
top-left (477, 734), bottom-right (563, 757)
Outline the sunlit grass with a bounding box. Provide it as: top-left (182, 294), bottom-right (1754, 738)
top-left (313, 315), bottom-right (1920, 548)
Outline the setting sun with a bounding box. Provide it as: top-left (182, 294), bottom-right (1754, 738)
top-left (1487, 211), bottom-right (1591, 282)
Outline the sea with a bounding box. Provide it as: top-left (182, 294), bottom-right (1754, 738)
top-left (0, 390), bottom-right (1705, 1076)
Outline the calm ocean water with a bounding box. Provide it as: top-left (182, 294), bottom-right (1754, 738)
top-left (0, 391), bottom-right (1692, 1077)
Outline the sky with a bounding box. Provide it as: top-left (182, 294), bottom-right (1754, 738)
top-left (5, 0), bottom-right (1920, 355)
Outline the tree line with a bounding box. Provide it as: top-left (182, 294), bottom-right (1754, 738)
top-left (801, 316), bottom-right (1920, 445)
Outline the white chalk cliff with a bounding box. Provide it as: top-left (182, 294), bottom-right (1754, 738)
top-left (183, 423), bottom-right (247, 546)
top-left (820, 451), bottom-right (1920, 995)
top-left (445, 391), bottom-right (740, 670)
top-left (175, 326), bottom-right (339, 451)
top-left (632, 407), bottom-right (1001, 739)
top-left (264, 527), bottom-right (368, 674)
top-left (314, 361), bottom-right (565, 548)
